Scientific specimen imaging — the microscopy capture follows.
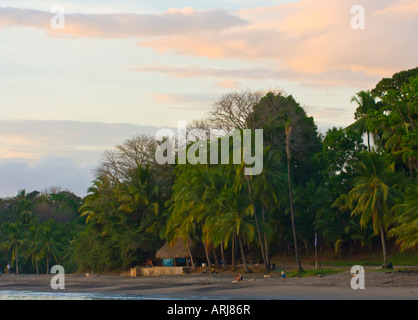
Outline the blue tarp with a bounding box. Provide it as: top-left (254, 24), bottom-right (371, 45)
top-left (162, 258), bottom-right (187, 266)
top-left (162, 258), bottom-right (174, 267)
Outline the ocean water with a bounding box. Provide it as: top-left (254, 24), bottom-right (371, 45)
top-left (0, 290), bottom-right (149, 300)
top-left (0, 290), bottom-right (242, 300)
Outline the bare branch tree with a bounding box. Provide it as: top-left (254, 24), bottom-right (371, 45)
top-left (208, 90), bottom-right (264, 131)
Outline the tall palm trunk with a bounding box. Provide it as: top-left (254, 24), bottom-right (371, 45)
top-left (285, 123), bottom-right (303, 273)
top-left (246, 176), bottom-right (268, 271)
top-left (380, 224), bottom-right (388, 268)
top-left (220, 239), bottom-right (227, 269)
top-left (46, 253), bottom-right (49, 274)
top-left (212, 246), bottom-right (219, 266)
top-left (203, 241), bottom-right (212, 268)
top-left (238, 235), bottom-right (250, 273)
top-left (187, 241), bottom-right (195, 271)
top-left (232, 233), bottom-right (236, 271)
top-left (262, 205), bottom-right (270, 268)
top-left (15, 246), bottom-right (19, 274)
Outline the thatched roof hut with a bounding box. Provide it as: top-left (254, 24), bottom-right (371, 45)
top-left (155, 238), bottom-right (190, 259)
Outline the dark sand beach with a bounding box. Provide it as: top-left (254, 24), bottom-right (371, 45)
top-left (1, 267), bottom-right (417, 300)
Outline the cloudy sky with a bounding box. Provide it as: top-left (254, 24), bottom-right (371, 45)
top-left (0, 0), bottom-right (417, 197)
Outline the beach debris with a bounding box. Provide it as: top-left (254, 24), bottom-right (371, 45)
top-left (85, 273), bottom-right (97, 278)
top-left (264, 275), bottom-right (272, 278)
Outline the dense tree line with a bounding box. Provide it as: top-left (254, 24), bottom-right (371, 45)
top-left (0, 189), bottom-right (83, 273)
top-left (1, 67), bottom-right (416, 273)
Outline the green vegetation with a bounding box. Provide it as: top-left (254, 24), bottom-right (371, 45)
top-left (0, 67), bottom-right (417, 274)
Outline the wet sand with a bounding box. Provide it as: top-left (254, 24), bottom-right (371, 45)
top-left (0, 269), bottom-right (417, 300)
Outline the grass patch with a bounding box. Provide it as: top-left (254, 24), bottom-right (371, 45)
top-left (314, 251), bottom-right (418, 267)
top-left (285, 269), bottom-right (344, 278)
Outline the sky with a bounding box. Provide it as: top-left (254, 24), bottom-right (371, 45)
top-left (0, 0), bottom-right (417, 197)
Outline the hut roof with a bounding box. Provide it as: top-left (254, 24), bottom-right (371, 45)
top-left (155, 238), bottom-right (190, 259)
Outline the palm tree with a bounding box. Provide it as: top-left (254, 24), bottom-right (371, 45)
top-left (285, 121), bottom-right (304, 273)
top-left (15, 189), bottom-right (38, 226)
top-left (250, 148), bottom-right (283, 270)
top-left (348, 90), bottom-right (378, 151)
top-left (389, 184), bottom-right (418, 251)
top-left (38, 220), bottom-right (62, 273)
top-left (80, 175), bottom-right (116, 224)
top-left (2, 222), bottom-right (24, 274)
top-left (24, 225), bottom-right (43, 274)
top-left (0, 223), bottom-right (13, 270)
top-left (212, 185), bottom-right (255, 273)
top-left (346, 152), bottom-right (403, 267)
top-left (118, 164), bottom-right (161, 228)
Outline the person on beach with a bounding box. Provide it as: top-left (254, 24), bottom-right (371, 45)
top-left (234, 273), bottom-right (243, 282)
top-left (281, 270), bottom-right (286, 282)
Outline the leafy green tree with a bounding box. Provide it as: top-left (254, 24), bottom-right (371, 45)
top-left (389, 184), bottom-right (418, 251)
top-left (346, 152), bottom-right (404, 267)
top-left (251, 148), bottom-right (283, 269)
top-left (348, 90), bottom-right (378, 151)
top-left (24, 225), bottom-right (43, 274)
top-left (210, 178), bottom-right (255, 273)
top-left (37, 220), bottom-right (63, 273)
top-left (1, 222), bottom-right (24, 273)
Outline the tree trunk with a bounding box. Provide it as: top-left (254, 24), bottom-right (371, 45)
top-left (238, 235), bottom-right (251, 273)
top-left (212, 246), bottom-right (219, 266)
top-left (246, 176), bottom-right (268, 271)
top-left (285, 123), bottom-right (304, 273)
top-left (262, 205), bottom-right (270, 268)
top-left (36, 260), bottom-right (39, 275)
top-left (232, 233), bottom-right (236, 271)
top-left (187, 241), bottom-right (195, 271)
top-left (367, 132), bottom-right (371, 152)
top-left (220, 239), bottom-right (227, 269)
top-left (203, 241), bottom-right (212, 268)
top-left (380, 224), bottom-right (388, 268)
top-left (46, 254), bottom-right (49, 274)
top-left (15, 246), bottom-right (19, 274)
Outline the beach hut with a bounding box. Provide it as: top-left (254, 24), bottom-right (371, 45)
top-left (155, 238), bottom-right (190, 267)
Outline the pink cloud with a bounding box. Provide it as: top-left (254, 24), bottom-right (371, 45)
top-left (0, 7), bottom-right (247, 38)
top-left (1, 1), bottom-right (416, 87)
top-left (213, 80), bottom-right (242, 89)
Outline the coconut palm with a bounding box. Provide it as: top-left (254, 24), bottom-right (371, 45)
top-left (80, 175), bottom-right (117, 224)
top-left (15, 190), bottom-right (38, 226)
top-left (346, 151), bottom-right (404, 267)
top-left (348, 90), bottom-right (378, 151)
top-left (211, 184), bottom-right (255, 273)
top-left (285, 121), bottom-right (304, 273)
top-left (389, 184), bottom-right (418, 251)
top-left (37, 220), bottom-right (62, 273)
top-left (250, 148), bottom-right (283, 270)
top-left (24, 225), bottom-right (43, 274)
top-left (118, 164), bottom-right (161, 226)
top-left (0, 223), bottom-right (13, 270)
top-left (1, 222), bottom-right (24, 274)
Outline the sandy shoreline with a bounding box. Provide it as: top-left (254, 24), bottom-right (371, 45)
top-left (1, 269), bottom-right (417, 300)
